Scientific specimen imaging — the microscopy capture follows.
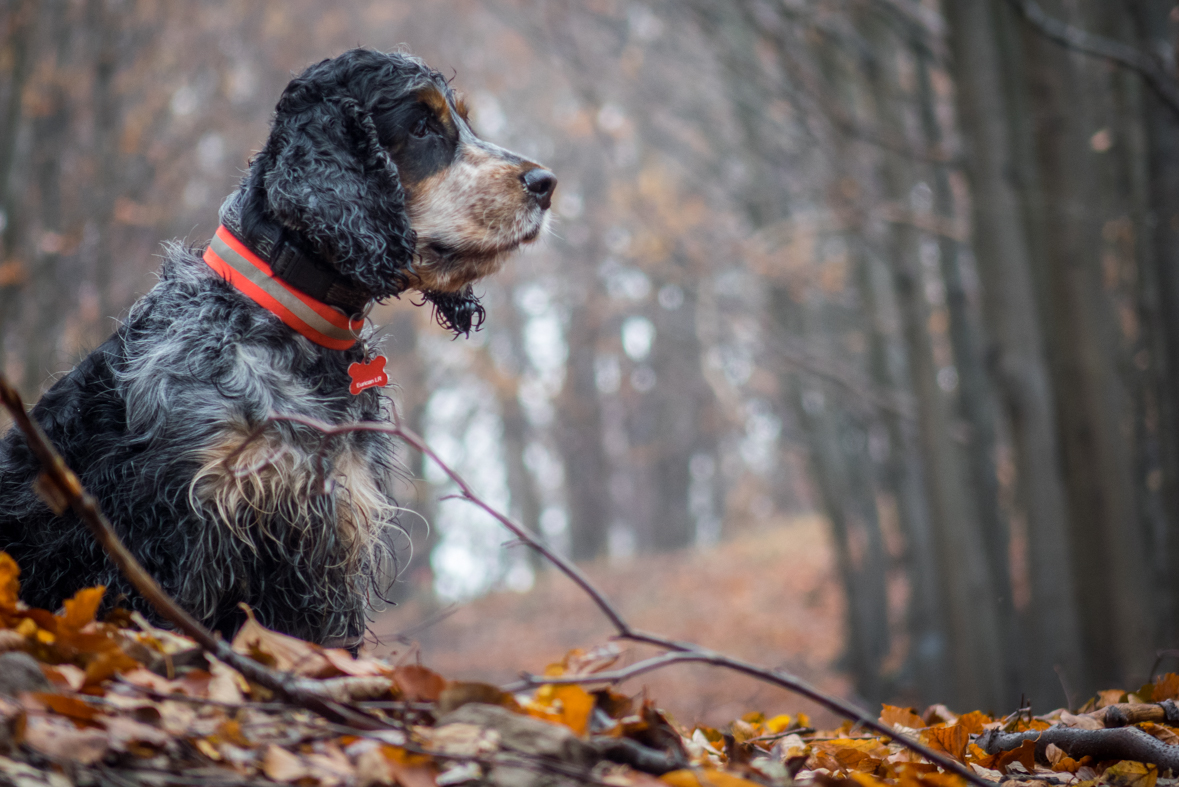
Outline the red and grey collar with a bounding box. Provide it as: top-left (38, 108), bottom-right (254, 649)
top-left (203, 225), bottom-right (366, 350)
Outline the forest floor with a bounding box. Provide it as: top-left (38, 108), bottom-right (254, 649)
top-left (371, 515), bottom-right (851, 730)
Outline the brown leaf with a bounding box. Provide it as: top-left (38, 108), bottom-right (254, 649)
top-left (390, 665), bottom-right (447, 702)
top-left (921, 724), bottom-right (969, 762)
top-left (104, 716), bottom-right (172, 753)
top-left (1097, 690), bottom-right (1128, 709)
top-left (992, 739), bottom-right (1037, 774)
top-left (1152, 674), bottom-right (1179, 702)
top-left (1139, 722), bottom-right (1179, 746)
top-left (438, 681), bottom-right (522, 714)
top-left (32, 693), bottom-right (100, 725)
top-left (231, 610), bottom-right (333, 677)
top-left (321, 648), bottom-right (389, 677)
top-left (261, 744), bottom-right (309, 783)
top-left (24, 715), bottom-right (108, 765)
top-left (881, 705), bottom-right (926, 729)
top-left (355, 745), bottom-right (394, 787)
top-left (383, 747), bottom-right (438, 787)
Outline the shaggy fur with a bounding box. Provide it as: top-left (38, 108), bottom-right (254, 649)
top-left (0, 49), bottom-right (554, 646)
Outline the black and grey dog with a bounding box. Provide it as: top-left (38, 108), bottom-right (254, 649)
top-left (0, 49), bottom-right (555, 647)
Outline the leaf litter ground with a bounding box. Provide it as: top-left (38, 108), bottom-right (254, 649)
top-left (3, 550), bottom-right (1179, 787)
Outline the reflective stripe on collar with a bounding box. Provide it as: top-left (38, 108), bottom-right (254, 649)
top-left (203, 225), bottom-right (364, 350)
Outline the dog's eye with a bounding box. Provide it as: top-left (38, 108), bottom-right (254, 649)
top-left (411, 117), bottom-right (432, 139)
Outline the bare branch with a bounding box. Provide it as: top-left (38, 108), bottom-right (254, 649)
top-left (1001, 0), bottom-right (1179, 119)
top-left (505, 643), bottom-right (991, 787)
top-left (268, 412), bottom-right (991, 787)
top-left (0, 372), bottom-right (388, 732)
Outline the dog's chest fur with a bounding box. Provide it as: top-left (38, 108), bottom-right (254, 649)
top-left (0, 247), bottom-right (400, 644)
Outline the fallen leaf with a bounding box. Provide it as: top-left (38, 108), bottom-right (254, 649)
top-left (1151, 674), bottom-right (1179, 702)
top-left (390, 665), bottom-right (447, 702)
top-left (232, 611), bottom-right (333, 677)
top-left (954, 711), bottom-right (992, 735)
top-left (1102, 761), bottom-right (1157, 787)
top-left (1139, 722), bottom-right (1179, 746)
top-left (992, 740), bottom-right (1037, 774)
top-left (32, 693), bottom-right (100, 725)
top-left (1097, 690), bottom-right (1127, 709)
top-left (922, 724), bottom-right (969, 762)
top-left (23, 716), bottom-right (108, 765)
top-left (881, 705), bottom-right (926, 730)
top-left (262, 744), bottom-right (309, 783)
top-left (661, 769), bottom-right (766, 787)
top-left (0, 554), bottom-right (19, 614)
top-left (1060, 711), bottom-right (1104, 730)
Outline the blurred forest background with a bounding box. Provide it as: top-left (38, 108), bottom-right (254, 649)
top-left (4, 0), bottom-right (1179, 723)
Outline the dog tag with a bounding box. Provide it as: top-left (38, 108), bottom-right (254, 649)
top-left (348, 356), bottom-right (388, 395)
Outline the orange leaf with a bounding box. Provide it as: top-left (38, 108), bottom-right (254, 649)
top-left (34, 692), bottom-right (100, 725)
top-left (661, 770), bottom-right (765, 787)
top-left (921, 724), bottom-right (969, 762)
top-left (1152, 674), bottom-right (1179, 702)
top-left (850, 774), bottom-right (892, 787)
top-left (882, 705), bottom-right (927, 729)
top-left (59, 586), bottom-right (105, 634)
top-left (992, 739), bottom-right (1037, 774)
top-left (553, 685), bottom-right (594, 736)
top-left (954, 711), bottom-right (992, 734)
top-left (0, 552), bottom-right (19, 611)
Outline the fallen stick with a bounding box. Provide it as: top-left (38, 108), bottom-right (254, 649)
top-left (979, 725), bottom-right (1179, 771)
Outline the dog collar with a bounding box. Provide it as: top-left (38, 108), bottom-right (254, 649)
top-left (204, 225), bottom-right (365, 350)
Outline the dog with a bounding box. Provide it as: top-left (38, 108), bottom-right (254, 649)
top-left (0, 49), bottom-right (555, 648)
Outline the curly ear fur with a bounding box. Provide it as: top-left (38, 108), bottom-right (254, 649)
top-left (244, 55), bottom-right (419, 299)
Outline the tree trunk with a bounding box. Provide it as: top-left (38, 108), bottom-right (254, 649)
top-left (943, 0), bottom-right (1085, 708)
top-left (1008, 0), bottom-right (1154, 691)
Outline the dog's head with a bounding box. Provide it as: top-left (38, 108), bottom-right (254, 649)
top-left (239, 49), bottom-right (555, 333)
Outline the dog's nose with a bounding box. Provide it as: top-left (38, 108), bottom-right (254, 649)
top-left (522, 168), bottom-right (557, 210)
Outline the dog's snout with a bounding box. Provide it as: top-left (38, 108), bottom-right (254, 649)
top-left (522, 168), bottom-right (557, 210)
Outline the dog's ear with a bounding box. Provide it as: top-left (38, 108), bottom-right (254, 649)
top-left (257, 89), bottom-right (415, 300)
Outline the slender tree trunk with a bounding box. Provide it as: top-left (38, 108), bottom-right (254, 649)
top-left (558, 300), bottom-right (611, 561)
top-left (856, 231), bottom-right (950, 704)
top-left (912, 41), bottom-right (1021, 703)
top-left (778, 274), bottom-right (891, 703)
top-left (1009, 0), bottom-right (1153, 691)
top-left (1128, 0), bottom-right (1179, 653)
top-left (943, 0), bottom-right (1085, 708)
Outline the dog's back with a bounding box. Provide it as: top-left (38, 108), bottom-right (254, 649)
top-left (0, 246), bottom-right (400, 644)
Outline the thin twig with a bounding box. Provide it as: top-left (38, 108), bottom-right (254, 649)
top-left (267, 411), bottom-right (991, 787)
top-left (1001, 0), bottom-right (1179, 120)
top-left (0, 372), bottom-right (388, 733)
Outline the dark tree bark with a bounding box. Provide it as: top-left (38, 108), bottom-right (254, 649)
top-left (943, 0), bottom-right (1085, 708)
top-left (1010, 0), bottom-right (1154, 691)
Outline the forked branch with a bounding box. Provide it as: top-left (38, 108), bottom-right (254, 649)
top-left (267, 411), bottom-right (991, 787)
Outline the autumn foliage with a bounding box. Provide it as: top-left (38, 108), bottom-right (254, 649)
top-left (0, 552), bottom-right (1178, 787)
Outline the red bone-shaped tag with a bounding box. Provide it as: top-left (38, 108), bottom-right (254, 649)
top-left (348, 356), bottom-right (388, 395)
